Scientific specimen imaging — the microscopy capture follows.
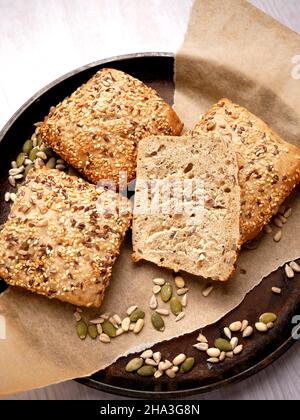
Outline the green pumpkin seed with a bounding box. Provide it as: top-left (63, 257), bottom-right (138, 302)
top-left (46, 157), bottom-right (57, 169)
top-left (170, 297), bottom-right (182, 316)
top-left (37, 135), bottom-right (43, 146)
top-left (214, 338), bottom-right (232, 352)
top-left (102, 321), bottom-right (117, 337)
top-left (16, 152), bottom-right (27, 167)
top-left (42, 146), bottom-right (55, 158)
top-left (125, 357), bottom-right (144, 373)
top-left (259, 313), bottom-right (277, 324)
top-left (76, 320), bottom-right (88, 340)
top-left (160, 282), bottom-right (173, 302)
top-left (151, 312), bottom-right (165, 331)
top-left (23, 140), bottom-right (33, 155)
top-left (137, 365), bottom-right (156, 377)
top-left (29, 147), bottom-right (39, 161)
top-left (88, 324), bottom-right (98, 339)
top-left (24, 163), bottom-right (34, 176)
top-left (180, 357), bottom-right (195, 373)
top-left (130, 308), bottom-right (145, 322)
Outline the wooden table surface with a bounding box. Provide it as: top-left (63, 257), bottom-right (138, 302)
top-left (1, 0), bottom-right (300, 401)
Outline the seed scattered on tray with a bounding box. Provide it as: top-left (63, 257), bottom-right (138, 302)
top-left (174, 276), bottom-right (185, 289)
top-left (197, 333), bottom-right (208, 343)
top-left (202, 284), bottom-right (214, 297)
top-left (242, 326), bottom-right (254, 338)
top-left (229, 321), bottom-right (242, 332)
top-left (271, 287), bottom-right (282, 295)
top-left (273, 230), bottom-right (282, 242)
top-left (290, 261), bottom-right (300, 273)
top-left (223, 327), bottom-right (232, 339)
top-left (285, 264), bottom-right (295, 279)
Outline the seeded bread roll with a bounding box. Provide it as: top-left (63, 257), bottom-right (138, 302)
top-left (132, 135), bottom-right (240, 282)
top-left (39, 68), bottom-right (183, 186)
top-left (192, 99), bottom-right (300, 243)
top-left (0, 168), bottom-right (131, 308)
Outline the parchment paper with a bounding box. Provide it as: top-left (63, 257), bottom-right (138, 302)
top-left (1, 0), bottom-right (300, 397)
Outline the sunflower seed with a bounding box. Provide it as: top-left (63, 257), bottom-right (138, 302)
top-left (153, 278), bottom-right (165, 286)
top-left (113, 314), bottom-right (122, 326)
top-left (230, 337), bottom-right (238, 350)
top-left (177, 288), bottom-right (189, 296)
top-left (181, 294), bottom-right (188, 307)
top-left (109, 317), bottom-right (119, 329)
top-left (229, 321), bottom-right (242, 332)
top-left (145, 358), bottom-right (157, 367)
top-left (290, 261), bottom-right (300, 273)
top-left (154, 370), bottom-right (163, 379)
top-left (155, 309), bottom-right (170, 316)
top-left (74, 311), bottom-right (82, 322)
top-left (241, 320), bottom-right (249, 332)
top-left (56, 164), bottom-right (66, 170)
top-left (134, 319), bottom-right (145, 334)
top-left (10, 193), bottom-right (16, 202)
top-left (9, 168), bottom-right (23, 176)
top-left (121, 317), bottom-right (130, 332)
top-left (96, 324), bottom-right (103, 334)
top-left (174, 276), bottom-right (185, 289)
top-left (202, 285), bottom-right (214, 297)
top-left (264, 224), bottom-right (273, 234)
top-left (171, 366), bottom-right (179, 373)
top-left (193, 342), bottom-right (209, 352)
top-left (226, 352), bottom-right (234, 359)
top-left (273, 230), bottom-right (282, 242)
top-left (127, 305), bottom-right (138, 316)
top-left (267, 322), bottom-right (274, 330)
top-left (242, 326), bottom-right (254, 338)
top-left (223, 327), bottom-right (232, 339)
top-left (197, 333), bottom-right (208, 343)
top-left (35, 158), bottom-right (44, 168)
top-left (255, 322), bottom-right (268, 332)
top-left (271, 287), bottom-right (282, 295)
top-left (274, 218), bottom-right (283, 228)
top-left (14, 174), bottom-right (23, 180)
top-left (152, 285), bottom-right (161, 295)
top-left (89, 318), bottom-right (105, 325)
top-left (116, 328), bottom-right (124, 336)
top-left (129, 323), bottom-right (135, 331)
top-left (36, 151), bottom-right (48, 160)
top-left (207, 358), bottom-right (219, 364)
top-left (165, 369), bottom-right (176, 378)
top-left (173, 354), bottom-right (186, 366)
top-left (159, 360), bottom-right (173, 371)
top-left (233, 345), bottom-right (244, 355)
top-left (285, 264), bottom-right (295, 279)
top-left (278, 214), bottom-right (287, 224)
top-left (56, 159), bottom-right (65, 165)
top-left (140, 350), bottom-right (153, 359)
top-left (150, 294), bottom-right (158, 310)
top-left (11, 161), bottom-right (17, 169)
top-left (219, 352), bottom-right (226, 362)
top-left (284, 208), bottom-right (292, 218)
top-left (99, 333), bottom-right (111, 343)
top-left (8, 176), bottom-right (16, 187)
top-left (207, 348), bottom-right (221, 358)
top-left (153, 352), bottom-right (161, 364)
top-left (4, 192), bottom-right (10, 202)
top-left (175, 312), bottom-right (186, 322)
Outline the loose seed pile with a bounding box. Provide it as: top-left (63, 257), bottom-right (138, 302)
top-left (125, 349), bottom-right (195, 379)
top-left (74, 305), bottom-right (146, 343)
top-left (271, 260), bottom-right (300, 295)
top-left (4, 123), bottom-right (67, 203)
top-left (263, 205), bottom-right (293, 243)
top-left (150, 276), bottom-right (188, 331)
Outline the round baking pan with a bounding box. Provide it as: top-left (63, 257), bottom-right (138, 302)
top-left (0, 53), bottom-right (299, 399)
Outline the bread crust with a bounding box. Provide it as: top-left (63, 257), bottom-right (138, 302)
top-left (39, 68), bottom-right (183, 186)
top-left (0, 168), bottom-right (131, 307)
top-left (192, 99), bottom-right (300, 243)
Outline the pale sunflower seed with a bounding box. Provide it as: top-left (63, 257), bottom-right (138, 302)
top-left (153, 352), bottom-right (161, 364)
top-left (99, 333), bottom-right (111, 343)
top-left (171, 366), bottom-right (179, 373)
top-left (290, 261), bottom-right (300, 273)
top-left (173, 354), bottom-right (186, 366)
top-left (219, 352), bottom-right (226, 362)
top-left (159, 360), bottom-right (172, 371)
top-left (230, 337), bottom-right (238, 350)
top-left (274, 218), bottom-right (283, 228)
top-left (165, 369), bottom-right (176, 378)
top-left (121, 317), bottom-right (130, 332)
top-left (145, 358), bottom-right (157, 367)
top-left (181, 294), bottom-right (188, 307)
top-left (207, 348), bottom-right (221, 358)
top-left (278, 205), bottom-right (286, 215)
top-left (4, 192), bottom-right (10, 202)
top-left (24, 159), bottom-right (32, 165)
top-left (233, 345), bottom-right (244, 355)
top-left (56, 164), bottom-right (66, 170)
top-left (56, 159), bottom-right (65, 165)
top-left (241, 320), bottom-right (249, 332)
top-left (109, 317), bottom-right (120, 329)
top-left (285, 264), bottom-right (295, 279)
top-left (278, 214), bottom-right (287, 224)
top-left (229, 321), bottom-right (242, 332)
top-left (242, 326), bottom-right (254, 338)
top-left (152, 285), bottom-right (161, 295)
top-left (133, 319), bottom-right (145, 334)
top-left (193, 342), bottom-right (209, 352)
top-left (11, 161), bottom-right (17, 169)
top-left (153, 278), bottom-right (165, 286)
top-left (89, 318), bottom-right (105, 325)
top-left (36, 151), bottom-right (48, 160)
top-left (113, 314), bottom-right (122, 326)
top-left (223, 327), bottom-right (232, 339)
top-left (202, 285), bottom-right (214, 297)
top-left (175, 312), bottom-right (185, 322)
top-left (273, 230), bottom-right (282, 242)
top-left (126, 305), bottom-right (137, 316)
top-left (264, 224), bottom-right (273, 234)
top-left (267, 322), bottom-right (274, 330)
top-left (150, 294), bottom-right (158, 310)
top-left (140, 350), bottom-right (153, 359)
top-left (284, 208), bottom-right (292, 218)
top-left (255, 322), bottom-right (268, 332)
top-left (207, 358), bottom-right (219, 364)
top-left (74, 311), bottom-right (82, 322)
top-left (116, 328), bottom-right (124, 336)
top-left (177, 288), bottom-right (189, 296)
top-left (197, 333), bottom-right (208, 343)
top-left (10, 193), bottom-right (17, 202)
top-left (226, 352), bottom-right (234, 359)
top-left (154, 370), bottom-right (163, 379)
top-left (271, 287), bottom-right (282, 295)
top-left (129, 323), bottom-right (135, 331)
top-left (8, 176), bottom-right (16, 187)
top-left (155, 309), bottom-right (170, 316)
top-left (96, 324), bottom-right (103, 334)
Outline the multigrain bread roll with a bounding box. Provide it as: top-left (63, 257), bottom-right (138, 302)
top-left (0, 168), bottom-right (131, 308)
top-left (39, 68), bottom-right (183, 186)
top-left (132, 135), bottom-right (241, 282)
top-left (192, 99), bottom-right (300, 243)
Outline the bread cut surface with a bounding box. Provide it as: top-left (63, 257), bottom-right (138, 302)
top-left (39, 68), bottom-right (183, 186)
top-left (132, 135), bottom-right (240, 282)
top-left (192, 98), bottom-right (300, 243)
top-left (0, 168), bottom-right (131, 308)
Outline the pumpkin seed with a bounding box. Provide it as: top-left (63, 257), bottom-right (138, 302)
top-left (160, 282), bottom-right (173, 302)
top-left (133, 318), bottom-right (145, 334)
top-left (193, 342), bottom-right (209, 352)
top-left (180, 357), bottom-right (195, 373)
top-left (137, 365), bottom-right (156, 377)
top-left (130, 308), bottom-right (145, 322)
top-left (76, 320), bottom-right (88, 340)
top-left (242, 326), bottom-right (254, 338)
top-left (29, 147), bottom-right (39, 161)
top-left (223, 327), bottom-right (232, 339)
top-left (88, 324), bottom-right (98, 339)
top-left (23, 139), bottom-right (33, 154)
top-left (285, 264), bottom-right (294, 279)
top-left (233, 344), bottom-right (243, 355)
top-left (102, 321), bottom-right (117, 337)
top-left (290, 261), bottom-right (300, 273)
top-left (214, 338), bottom-right (232, 352)
top-left (173, 353), bottom-right (186, 366)
top-left (170, 296), bottom-right (182, 316)
top-left (207, 348), bottom-right (221, 358)
top-left (151, 312), bottom-right (165, 331)
top-left (149, 294), bottom-right (158, 310)
top-left (24, 163), bottom-right (34, 176)
top-left (229, 321), bottom-right (242, 332)
top-left (165, 368), bottom-right (176, 378)
top-left (255, 322), bottom-right (268, 332)
top-left (153, 278), bottom-right (165, 286)
top-left (259, 313), bottom-right (277, 324)
top-left (46, 157), bottom-right (57, 169)
top-left (16, 153), bottom-right (27, 167)
top-left (126, 358), bottom-right (144, 372)
top-left (140, 349), bottom-right (153, 359)
top-left (174, 276), bottom-right (185, 289)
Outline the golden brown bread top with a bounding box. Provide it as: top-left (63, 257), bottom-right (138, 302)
top-left (192, 98), bottom-right (300, 243)
top-left (39, 68), bottom-right (183, 186)
top-left (0, 168), bottom-right (132, 308)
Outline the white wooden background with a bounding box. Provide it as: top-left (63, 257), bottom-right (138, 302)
top-left (1, 0), bottom-right (300, 401)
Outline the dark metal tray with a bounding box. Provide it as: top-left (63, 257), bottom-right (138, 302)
top-left (0, 53), bottom-right (299, 399)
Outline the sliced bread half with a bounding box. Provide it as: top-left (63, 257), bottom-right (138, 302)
top-left (132, 134), bottom-right (241, 282)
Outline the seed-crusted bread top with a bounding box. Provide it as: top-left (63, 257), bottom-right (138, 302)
top-left (132, 135), bottom-right (240, 282)
top-left (192, 98), bottom-right (300, 243)
top-left (0, 168), bottom-right (132, 308)
top-left (39, 68), bottom-right (183, 185)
